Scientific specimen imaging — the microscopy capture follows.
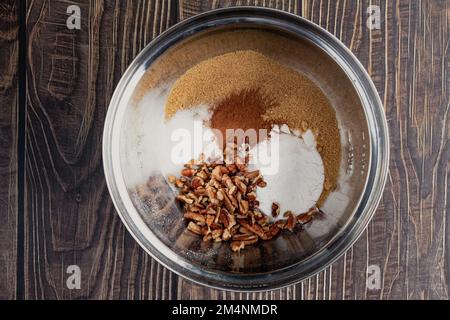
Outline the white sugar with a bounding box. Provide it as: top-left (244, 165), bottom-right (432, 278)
top-left (121, 86), bottom-right (220, 186)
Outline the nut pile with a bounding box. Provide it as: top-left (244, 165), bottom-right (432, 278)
top-left (169, 155), bottom-right (319, 252)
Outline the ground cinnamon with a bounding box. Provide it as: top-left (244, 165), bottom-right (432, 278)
top-left (209, 88), bottom-right (273, 148)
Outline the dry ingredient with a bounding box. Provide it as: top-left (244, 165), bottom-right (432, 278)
top-left (154, 49), bottom-right (341, 250)
top-left (209, 88), bottom-right (273, 147)
top-left (165, 50), bottom-right (340, 202)
top-left (249, 126), bottom-right (324, 221)
top-left (169, 146), bottom-right (320, 252)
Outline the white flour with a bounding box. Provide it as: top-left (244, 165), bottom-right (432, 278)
top-left (249, 127), bottom-right (324, 221)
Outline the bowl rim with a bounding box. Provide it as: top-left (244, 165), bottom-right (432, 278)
top-left (103, 6), bottom-right (390, 292)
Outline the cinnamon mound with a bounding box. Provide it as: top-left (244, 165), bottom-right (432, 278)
top-left (210, 88), bottom-right (273, 147)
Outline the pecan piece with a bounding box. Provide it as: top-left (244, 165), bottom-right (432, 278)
top-left (194, 187), bottom-right (207, 196)
top-left (222, 191), bottom-right (236, 213)
top-left (175, 179), bottom-right (185, 188)
top-left (222, 174), bottom-right (233, 187)
top-left (232, 234), bottom-right (257, 242)
top-left (187, 221), bottom-right (204, 235)
top-left (265, 224), bottom-right (281, 239)
top-left (239, 199), bottom-right (249, 214)
top-left (206, 215), bottom-right (215, 226)
top-left (240, 221), bottom-right (268, 240)
top-left (181, 168), bottom-right (195, 177)
top-left (271, 202), bottom-right (280, 217)
top-left (216, 189), bottom-right (225, 201)
top-left (211, 166), bottom-right (223, 181)
top-left (233, 177), bottom-right (247, 194)
top-left (244, 170), bottom-right (260, 180)
top-left (247, 192), bottom-right (257, 201)
top-left (257, 180), bottom-right (267, 188)
top-left (219, 208), bottom-right (236, 229)
top-left (203, 233), bottom-right (212, 242)
top-left (211, 229), bottom-right (223, 241)
top-left (176, 195), bottom-right (193, 204)
top-left (297, 207), bottom-right (318, 224)
top-left (191, 177), bottom-right (204, 189)
top-left (222, 228), bottom-right (232, 241)
top-left (196, 170), bottom-right (208, 180)
top-left (184, 212), bottom-right (206, 225)
top-left (239, 226), bottom-right (252, 234)
top-left (285, 212), bottom-right (296, 231)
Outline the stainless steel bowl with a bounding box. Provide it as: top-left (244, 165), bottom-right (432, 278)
top-left (103, 7), bottom-right (389, 291)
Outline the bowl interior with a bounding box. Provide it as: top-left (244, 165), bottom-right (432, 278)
top-left (118, 25), bottom-right (370, 276)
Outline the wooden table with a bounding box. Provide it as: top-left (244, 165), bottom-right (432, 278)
top-left (0, 0), bottom-right (448, 299)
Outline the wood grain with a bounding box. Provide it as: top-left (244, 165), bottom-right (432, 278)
top-left (0, 0), bottom-right (19, 300)
top-left (25, 0), bottom-right (177, 299)
top-left (21, 0), bottom-right (449, 300)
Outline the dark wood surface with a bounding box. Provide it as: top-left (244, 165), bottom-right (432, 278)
top-left (0, 0), bottom-right (447, 299)
top-left (0, 0), bottom-right (18, 300)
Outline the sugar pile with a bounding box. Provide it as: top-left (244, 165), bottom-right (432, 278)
top-left (121, 87), bottom-right (221, 185)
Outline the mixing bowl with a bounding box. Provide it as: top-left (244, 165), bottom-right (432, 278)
top-left (103, 7), bottom-right (389, 291)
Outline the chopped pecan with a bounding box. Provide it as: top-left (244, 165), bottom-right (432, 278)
top-left (222, 191), bottom-right (236, 213)
top-left (257, 180), bottom-right (267, 188)
top-left (196, 170), bottom-right (208, 180)
top-left (239, 199), bottom-right (249, 214)
top-left (175, 179), bottom-right (185, 188)
top-left (222, 228), bottom-right (232, 241)
top-left (239, 226), bottom-right (252, 234)
top-left (203, 233), bottom-right (212, 242)
top-left (183, 212), bottom-right (206, 225)
top-left (226, 164), bottom-right (238, 174)
top-left (206, 215), bottom-right (215, 226)
top-left (222, 175), bottom-right (234, 190)
top-left (240, 221), bottom-right (268, 240)
top-left (181, 168), bottom-right (195, 177)
top-left (216, 189), bottom-right (225, 201)
top-left (265, 224), bottom-right (281, 239)
top-left (194, 187), bottom-right (207, 196)
top-left (233, 177), bottom-right (247, 194)
top-left (271, 202), bottom-right (280, 217)
top-left (187, 221), bottom-right (204, 235)
top-left (191, 177), bottom-right (204, 189)
top-left (211, 166), bottom-right (223, 180)
top-left (228, 185), bottom-right (238, 196)
top-left (297, 207), bottom-right (318, 224)
top-left (219, 208), bottom-right (236, 229)
top-left (232, 234), bottom-right (257, 242)
top-left (220, 166), bottom-right (230, 175)
top-left (247, 192), bottom-right (257, 201)
top-left (176, 195), bottom-right (193, 204)
top-left (169, 147), bottom-right (319, 251)
top-left (285, 212), bottom-right (296, 231)
top-left (244, 170), bottom-right (260, 179)
top-left (211, 229), bottom-right (223, 241)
